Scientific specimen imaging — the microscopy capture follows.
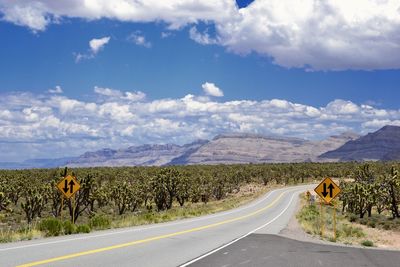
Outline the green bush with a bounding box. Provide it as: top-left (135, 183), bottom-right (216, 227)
top-left (348, 214), bottom-right (358, 223)
top-left (144, 212), bottom-right (155, 221)
top-left (89, 215), bottom-right (111, 230)
top-left (63, 221), bottom-right (76, 235)
top-left (361, 240), bottom-right (374, 247)
top-left (76, 224), bottom-right (91, 233)
top-left (382, 222), bottom-right (392, 230)
top-left (328, 237), bottom-right (337, 243)
top-left (340, 224), bottom-right (365, 238)
top-left (39, 218), bottom-right (63, 237)
top-left (297, 204), bottom-right (319, 222)
top-left (367, 220), bottom-right (376, 228)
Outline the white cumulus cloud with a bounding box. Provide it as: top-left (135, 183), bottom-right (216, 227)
top-left (75, 36), bottom-right (110, 62)
top-left (94, 86), bottom-right (122, 97)
top-left (1, 0), bottom-right (400, 70)
top-left (94, 86), bottom-right (145, 102)
top-left (89, 36), bottom-right (110, 54)
top-left (127, 32), bottom-right (151, 48)
top-left (189, 27), bottom-right (219, 45)
top-left (202, 82), bottom-right (224, 97)
top-left (48, 85), bottom-right (63, 94)
top-left (212, 0), bottom-right (400, 70)
top-left (0, 3), bottom-right (51, 32)
top-left (2, 87), bottom-right (400, 161)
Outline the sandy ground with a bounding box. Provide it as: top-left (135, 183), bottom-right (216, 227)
top-left (279, 195), bottom-right (400, 250)
top-left (358, 224), bottom-right (400, 249)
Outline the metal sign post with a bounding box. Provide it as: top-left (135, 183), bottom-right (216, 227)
top-left (320, 199), bottom-right (324, 237)
top-left (315, 178), bottom-right (341, 240)
top-left (333, 201), bottom-right (337, 241)
top-left (56, 175), bottom-right (81, 223)
top-left (60, 195), bottom-right (64, 221)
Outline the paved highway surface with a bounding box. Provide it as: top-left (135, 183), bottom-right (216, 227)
top-left (1, 184), bottom-right (398, 267)
top-left (189, 234), bottom-right (400, 267)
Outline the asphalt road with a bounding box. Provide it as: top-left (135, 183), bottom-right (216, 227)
top-left (0, 185), bottom-right (311, 267)
top-left (189, 234), bottom-right (400, 267)
top-left (4, 184), bottom-right (399, 267)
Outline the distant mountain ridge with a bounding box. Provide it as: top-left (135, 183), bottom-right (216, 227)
top-left (3, 126), bottom-right (400, 169)
top-left (175, 131), bottom-right (359, 165)
top-left (319, 125), bottom-right (400, 161)
top-left (67, 140), bottom-right (208, 167)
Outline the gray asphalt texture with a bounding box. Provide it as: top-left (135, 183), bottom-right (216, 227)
top-left (188, 234), bottom-right (400, 267)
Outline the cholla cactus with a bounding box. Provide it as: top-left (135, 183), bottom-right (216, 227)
top-left (111, 181), bottom-right (131, 215)
top-left (387, 167), bottom-right (400, 218)
top-left (0, 191), bottom-right (11, 212)
top-left (67, 173), bottom-right (95, 223)
top-left (151, 168), bottom-right (180, 211)
top-left (21, 186), bottom-right (48, 224)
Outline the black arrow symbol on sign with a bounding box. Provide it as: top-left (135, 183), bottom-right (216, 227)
top-left (322, 183), bottom-right (328, 197)
top-left (328, 183), bottom-right (334, 198)
top-left (63, 180), bottom-right (69, 193)
top-left (322, 183), bottom-right (334, 198)
top-left (68, 179), bottom-right (75, 194)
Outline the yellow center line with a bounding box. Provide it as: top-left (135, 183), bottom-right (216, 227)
top-left (17, 190), bottom-right (288, 267)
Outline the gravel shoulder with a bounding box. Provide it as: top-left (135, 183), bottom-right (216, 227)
top-left (279, 195), bottom-right (329, 245)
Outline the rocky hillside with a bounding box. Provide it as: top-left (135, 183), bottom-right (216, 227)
top-left (319, 125), bottom-right (400, 161)
top-left (67, 140), bottom-right (208, 167)
top-left (0, 130), bottom-right (363, 169)
top-left (171, 132), bottom-right (359, 165)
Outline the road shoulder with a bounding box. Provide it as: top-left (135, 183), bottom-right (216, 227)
top-left (279, 194), bottom-right (400, 251)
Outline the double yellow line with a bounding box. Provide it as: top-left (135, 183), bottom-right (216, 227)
top-left (17, 190), bottom-right (287, 267)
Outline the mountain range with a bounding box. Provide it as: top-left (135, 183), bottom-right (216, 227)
top-left (1, 125), bottom-right (400, 169)
top-left (319, 125), bottom-right (400, 161)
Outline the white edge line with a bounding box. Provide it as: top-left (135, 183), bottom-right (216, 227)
top-left (179, 189), bottom-right (300, 267)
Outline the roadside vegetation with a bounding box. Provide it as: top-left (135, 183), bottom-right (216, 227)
top-left (341, 164), bottom-right (400, 224)
top-left (297, 163), bottom-right (400, 248)
top-left (297, 196), bottom-right (370, 246)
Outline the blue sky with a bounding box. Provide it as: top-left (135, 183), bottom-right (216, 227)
top-left (2, 19), bottom-right (400, 108)
top-left (0, 0), bottom-right (400, 161)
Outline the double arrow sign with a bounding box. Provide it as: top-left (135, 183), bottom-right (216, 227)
top-left (321, 183), bottom-right (335, 198)
top-left (314, 177), bottom-right (341, 204)
top-left (56, 175), bottom-right (81, 199)
top-left (62, 179), bottom-right (77, 194)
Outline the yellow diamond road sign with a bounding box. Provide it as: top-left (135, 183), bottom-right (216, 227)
top-left (314, 177), bottom-right (341, 204)
top-left (56, 175), bottom-right (80, 199)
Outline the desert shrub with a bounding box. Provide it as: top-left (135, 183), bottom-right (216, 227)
top-left (62, 221), bottom-right (76, 235)
top-left (76, 224), bottom-right (91, 233)
top-left (367, 221), bottom-right (376, 228)
top-left (359, 218), bottom-right (368, 225)
top-left (348, 214), bottom-right (358, 223)
top-left (361, 240), bottom-right (374, 247)
top-left (297, 204), bottom-right (319, 222)
top-left (340, 224), bottom-right (365, 238)
top-left (382, 222), bottom-right (392, 230)
top-left (39, 218), bottom-right (63, 236)
top-left (89, 215), bottom-right (111, 230)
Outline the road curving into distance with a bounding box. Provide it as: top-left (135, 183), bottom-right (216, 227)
top-left (0, 184), bottom-right (315, 267)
